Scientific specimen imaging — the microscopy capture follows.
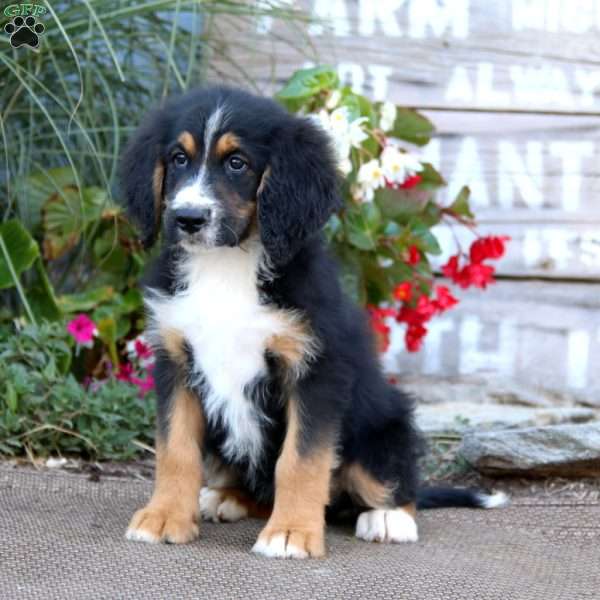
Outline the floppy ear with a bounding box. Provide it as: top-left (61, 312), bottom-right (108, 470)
top-left (257, 117), bottom-right (341, 266)
top-left (120, 110), bottom-right (166, 248)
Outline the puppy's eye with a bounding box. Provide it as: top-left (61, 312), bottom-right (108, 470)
top-left (172, 152), bottom-right (188, 168)
top-left (227, 155), bottom-right (247, 172)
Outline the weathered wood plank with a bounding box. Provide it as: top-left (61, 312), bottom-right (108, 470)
top-left (419, 111), bottom-right (600, 217)
top-left (432, 222), bottom-right (600, 278)
top-left (210, 0), bottom-right (600, 113)
top-left (382, 280), bottom-right (600, 396)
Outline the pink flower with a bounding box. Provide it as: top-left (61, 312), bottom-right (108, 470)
top-left (134, 338), bottom-right (153, 360)
top-left (66, 314), bottom-right (97, 345)
top-left (134, 374), bottom-right (155, 395)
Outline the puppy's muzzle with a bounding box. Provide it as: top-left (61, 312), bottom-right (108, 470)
top-left (175, 208), bottom-right (212, 234)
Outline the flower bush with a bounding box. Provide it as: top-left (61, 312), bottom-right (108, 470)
top-left (276, 66), bottom-right (508, 352)
top-left (0, 64), bottom-right (510, 460)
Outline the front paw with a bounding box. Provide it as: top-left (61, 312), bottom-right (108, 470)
top-left (125, 505), bottom-right (199, 544)
top-left (252, 525), bottom-right (325, 559)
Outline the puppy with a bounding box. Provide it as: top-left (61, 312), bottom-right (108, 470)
top-left (122, 86), bottom-right (506, 558)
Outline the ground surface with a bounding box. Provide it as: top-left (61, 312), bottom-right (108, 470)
top-left (2, 464), bottom-right (599, 600)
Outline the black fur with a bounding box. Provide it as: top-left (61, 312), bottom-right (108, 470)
top-left (258, 118), bottom-right (342, 266)
top-left (123, 86), bottom-right (502, 528)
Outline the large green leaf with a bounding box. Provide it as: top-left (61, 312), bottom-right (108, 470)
top-left (43, 186), bottom-right (118, 260)
top-left (388, 108), bottom-right (435, 146)
top-left (0, 220), bottom-right (40, 290)
top-left (375, 187), bottom-right (426, 223)
top-left (17, 167), bottom-right (78, 230)
top-left (276, 65), bottom-right (339, 106)
top-left (59, 286), bottom-right (116, 313)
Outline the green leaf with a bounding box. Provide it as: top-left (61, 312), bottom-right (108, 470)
top-left (5, 382), bottom-right (18, 414)
top-left (43, 186), bottom-right (117, 260)
top-left (375, 187), bottom-right (425, 223)
top-left (408, 219), bottom-right (442, 255)
top-left (17, 167), bottom-right (78, 230)
top-left (59, 286), bottom-right (115, 313)
top-left (27, 259), bottom-right (63, 322)
top-left (276, 66), bottom-right (339, 102)
top-left (345, 203), bottom-right (381, 251)
top-left (449, 186), bottom-right (474, 219)
top-left (419, 163), bottom-right (446, 190)
top-left (388, 108), bottom-right (434, 146)
top-left (0, 220), bottom-right (40, 290)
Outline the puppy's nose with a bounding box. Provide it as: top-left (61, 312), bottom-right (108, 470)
top-left (175, 208), bottom-right (212, 234)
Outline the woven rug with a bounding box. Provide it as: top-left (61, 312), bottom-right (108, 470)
top-left (1, 465), bottom-right (599, 599)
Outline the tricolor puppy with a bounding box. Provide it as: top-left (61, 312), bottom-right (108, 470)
top-left (122, 86), bottom-right (507, 558)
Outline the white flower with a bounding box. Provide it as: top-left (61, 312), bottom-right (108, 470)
top-left (339, 156), bottom-right (353, 175)
top-left (308, 109), bottom-right (331, 133)
top-left (325, 89), bottom-right (342, 110)
top-left (380, 101), bottom-right (397, 132)
top-left (380, 145), bottom-right (423, 184)
top-left (356, 159), bottom-right (385, 202)
top-left (329, 106), bottom-right (350, 134)
top-left (348, 117), bottom-right (369, 148)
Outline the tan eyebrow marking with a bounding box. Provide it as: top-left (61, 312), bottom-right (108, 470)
top-left (177, 131), bottom-right (197, 158)
top-left (215, 132), bottom-right (241, 159)
top-left (152, 161), bottom-right (165, 229)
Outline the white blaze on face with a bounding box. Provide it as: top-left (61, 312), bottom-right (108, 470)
top-left (171, 105), bottom-right (226, 212)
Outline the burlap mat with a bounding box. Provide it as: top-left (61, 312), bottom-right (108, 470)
top-left (1, 465), bottom-right (598, 599)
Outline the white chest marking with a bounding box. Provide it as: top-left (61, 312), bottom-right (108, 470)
top-left (146, 244), bottom-right (286, 470)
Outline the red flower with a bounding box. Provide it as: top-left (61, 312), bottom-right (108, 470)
top-left (393, 281), bottom-right (412, 302)
top-left (456, 263), bottom-right (495, 289)
top-left (470, 236), bottom-right (510, 264)
top-left (415, 295), bottom-right (436, 320)
top-left (116, 362), bottom-right (134, 383)
top-left (405, 323), bottom-right (427, 352)
top-left (406, 245), bottom-right (420, 265)
top-left (396, 305), bottom-right (420, 326)
top-left (433, 285), bottom-right (459, 312)
top-left (367, 305), bottom-right (396, 352)
top-left (441, 254), bottom-right (460, 279)
top-left (399, 174), bottom-right (422, 189)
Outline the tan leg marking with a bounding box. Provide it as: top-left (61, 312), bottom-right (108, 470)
top-left (252, 399), bottom-right (334, 559)
top-left (126, 388), bottom-right (204, 544)
top-left (214, 132), bottom-right (240, 158)
top-left (177, 130), bottom-right (197, 158)
top-left (339, 462), bottom-right (395, 508)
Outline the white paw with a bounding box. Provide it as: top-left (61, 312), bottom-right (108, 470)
top-left (252, 534), bottom-right (308, 559)
top-left (125, 527), bottom-right (160, 544)
top-left (217, 497), bottom-right (248, 522)
top-left (355, 509), bottom-right (418, 543)
top-left (199, 487), bottom-right (248, 523)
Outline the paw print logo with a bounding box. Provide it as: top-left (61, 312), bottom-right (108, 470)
top-left (4, 16), bottom-right (45, 49)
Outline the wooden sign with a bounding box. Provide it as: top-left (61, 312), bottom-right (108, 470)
top-left (211, 0), bottom-right (600, 280)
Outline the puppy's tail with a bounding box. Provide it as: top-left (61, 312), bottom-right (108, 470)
top-left (417, 487), bottom-right (509, 510)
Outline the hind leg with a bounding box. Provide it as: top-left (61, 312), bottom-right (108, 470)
top-left (338, 396), bottom-right (424, 544)
top-left (337, 462), bottom-right (419, 543)
top-left (199, 454), bottom-right (271, 523)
